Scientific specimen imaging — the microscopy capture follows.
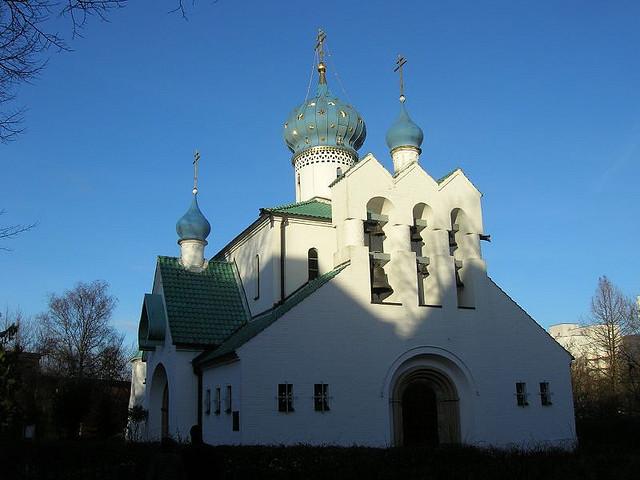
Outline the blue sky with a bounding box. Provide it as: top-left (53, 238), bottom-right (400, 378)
top-left (1, 0), bottom-right (639, 348)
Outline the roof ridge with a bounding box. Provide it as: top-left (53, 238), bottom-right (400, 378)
top-left (263, 198), bottom-right (322, 210)
top-left (436, 167), bottom-right (461, 184)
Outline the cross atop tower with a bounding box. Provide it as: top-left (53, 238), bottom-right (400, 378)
top-left (315, 29), bottom-right (328, 84)
top-left (315, 29), bottom-right (327, 64)
top-left (394, 54), bottom-right (408, 102)
top-left (193, 148), bottom-right (200, 195)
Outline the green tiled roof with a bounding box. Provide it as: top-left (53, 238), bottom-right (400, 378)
top-left (195, 263), bottom-right (349, 367)
top-left (158, 256), bottom-right (249, 346)
top-left (261, 199), bottom-right (332, 220)
top-left (436, 167), bottom-right (461, 184)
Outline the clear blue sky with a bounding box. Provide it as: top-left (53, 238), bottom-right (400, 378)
top-left (2, 0), bottom-right (639, 349)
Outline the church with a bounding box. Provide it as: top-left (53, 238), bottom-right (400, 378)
top-left (131, 32), bottom-right (576, 448)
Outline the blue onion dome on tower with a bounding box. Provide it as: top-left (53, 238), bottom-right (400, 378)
top-left (176, 194), bottom-right (211, 243)
top-left (176, 185), bottom-right (211, 244)
top-left (282, 56), bottom-right (366, 163)
top-left (385, 95), bottom-right (424, 153)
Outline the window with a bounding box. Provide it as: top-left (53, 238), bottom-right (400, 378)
top-left (214, 387), bottom-right (221, 415)
top-left (308, 248), bottom-right (319, 281)
top-left (516, 382), bottom-right (528, 406)
top-left (204, 389), bottom-right (211, 415)
top-left (225, 386), bottom-right (232, 414)
top-left (232, 411), bottom-right (240, 431)
top-left (540, 382), bottom-right (552, 406)
top-left (314, 383), bottom-right (330, 412)
top-left (254, 254), bottom-right (260, 300)
top-left (278, 383), bottom-right (294, 412)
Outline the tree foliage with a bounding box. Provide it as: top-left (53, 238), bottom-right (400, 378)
top-left (38, 280), bottom-right (127, 380)
top-left (0, 321), bottom-right (24, 437)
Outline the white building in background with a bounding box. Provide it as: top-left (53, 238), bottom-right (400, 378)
top-left (131, 34), bottom-right (576, 448)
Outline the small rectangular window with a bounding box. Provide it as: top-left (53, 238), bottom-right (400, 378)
top-left (540, 382), bottom-right (552, 406)
top-left (314, 383), bottom-right (330, 412)
top-left (214, 387), bottom-right (221, 415)
top-left (516, 382), bottom-right (528, 406)
top-left (232, 411), bottom-right (240, 431)
top-left (225, 385), bottom-right (232, 414)
top-left (278, 383), bottom-right (294, 413)
top-left (204, 388), bottom-right (211, 415)
top-left (254, 255), bottom-right (260, 300)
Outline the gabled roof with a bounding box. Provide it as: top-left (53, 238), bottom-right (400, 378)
top-left (194, 263), bottom-right (349, 368)
top-left (157, 256), bottom-right (250, 347)
top-left (260, 199), bottom-right (332, 220)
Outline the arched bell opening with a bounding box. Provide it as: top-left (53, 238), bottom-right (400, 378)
top-left (450, 208), bottom-right (475, 308)
top-left (366, 197), bottom-right (395, 303)
top-left (412, 203), bottom-right (439, 306)
top-left (392, 366), bottom-right (461, 447)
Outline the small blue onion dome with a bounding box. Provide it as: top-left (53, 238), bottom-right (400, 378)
top-left (385, 99), bottom-right (424, 152)
top-left (283, 71), bottom-right (366, 158)
top-left (176, 194), bottom-right (211, 243)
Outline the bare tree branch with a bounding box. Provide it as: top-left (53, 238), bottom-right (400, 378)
top-left (0, 209), bottom-right (37, 250)
top-left (0, 0), bottom-right (126, 142)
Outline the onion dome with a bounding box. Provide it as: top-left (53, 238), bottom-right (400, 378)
top-left (282, 64), bottom-right (366, 161)
top-left (176, 194), bottom-right (211, 243)
top-left (385, 97), bottom-right (424, 152)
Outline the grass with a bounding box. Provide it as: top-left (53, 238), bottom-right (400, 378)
top-left (4, 418), bottom-right (640, 479)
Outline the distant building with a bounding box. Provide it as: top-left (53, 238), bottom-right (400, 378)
top-left (131, 34), bottom-right (576, 448)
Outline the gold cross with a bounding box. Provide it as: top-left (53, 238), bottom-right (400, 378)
top-left (394, 54), bottom-right (408, 101)
top-left (193, 149), bottom-right (200, 194)
top-left (315, 28), bottom-right (327, 65)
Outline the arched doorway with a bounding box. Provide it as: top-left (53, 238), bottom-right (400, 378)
top-left (402, 381), bottom-right (439, 446)
top-left (149, 363), bottom-right (169, 440)
top-left (161, 383), bottom-right (169, 438)
top-left (392, 367), bottom-right (461, 446)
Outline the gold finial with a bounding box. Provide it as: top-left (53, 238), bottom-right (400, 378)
top-left (192, 149), bottom-right (200, 195)
top-left (394, 54), bottom-right (408, 102)
top-left (315, 28), bottom-right (328, 84)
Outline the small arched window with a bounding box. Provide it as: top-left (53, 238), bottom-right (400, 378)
top-left (308, 248), bottom-right (319, 281)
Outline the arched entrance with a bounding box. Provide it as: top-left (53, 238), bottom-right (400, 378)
top-left (149, 363), bottom-right (169, 440)
top-left (392, 367), bottom-right (461, 446)
top-left (161, 383), bottom-right (169, 438)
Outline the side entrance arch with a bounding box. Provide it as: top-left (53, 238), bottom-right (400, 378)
top-left (149, 363), bottom-right (169, 440)
top-left (392, 367), bottom-right (461, 446)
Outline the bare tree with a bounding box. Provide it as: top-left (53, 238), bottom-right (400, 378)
top-left (38, 280), bottom-right (127, 380)
top-left (575, 276), bottom-right (639, 415)
top-left (0, 306), bottom-right (37, 350)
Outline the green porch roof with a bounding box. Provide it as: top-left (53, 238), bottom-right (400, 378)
top-left (158, 256), bottom-right (249, 346)
top-left (195, 262), bottom-right (348, 367)
top-left (261, 199), bottom-right (332, 220)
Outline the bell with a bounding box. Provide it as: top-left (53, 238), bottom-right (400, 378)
top-left (371, 264), bottom-right (393, 296)
top-left (418, 264), bottom-right (429, 277)
top-left (365, 220), bottom-right (385, 236)
top-left (410, 225), bottom-right (422, 243)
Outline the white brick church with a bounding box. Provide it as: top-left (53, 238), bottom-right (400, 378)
top-left (131, 34), bottom-right (576, 448)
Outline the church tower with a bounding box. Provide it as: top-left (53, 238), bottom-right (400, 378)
top-left (282, 30), bottom-right (366, 202)
top-left (175, 150), bottom-right (211, 271)
top-left (386, 55), bottom-right (424, 174)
